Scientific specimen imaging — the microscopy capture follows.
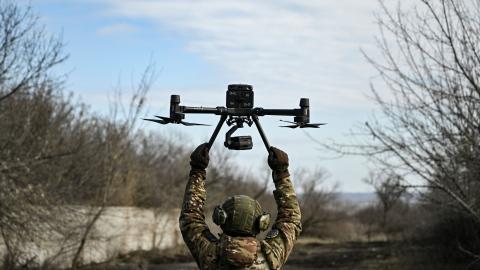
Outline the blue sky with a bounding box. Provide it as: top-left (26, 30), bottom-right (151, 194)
top-left (29, 0), bottom-right (390, 192)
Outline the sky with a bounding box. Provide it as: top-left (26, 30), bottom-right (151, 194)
top-left (28, 0), bottom-right (391, 192)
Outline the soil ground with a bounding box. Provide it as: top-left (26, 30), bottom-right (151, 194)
top-left (283, 240), bottom-right (468, 270)
top-left (109, 240), bottom-right (473, 270)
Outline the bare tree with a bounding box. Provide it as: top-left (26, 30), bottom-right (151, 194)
top-left (354, 205), bottom-right (379, 242)
top-left (294, 168), bottom-right (338, 236)
top-left (329, 0), bottom-right (480, 224)
top-left (0, 0), bottom-right (66, 103)
top-left (364, 170), bottom-right (406, 231)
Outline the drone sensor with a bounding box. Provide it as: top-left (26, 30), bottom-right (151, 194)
top-left (226, 84), bottom-right (254, 109)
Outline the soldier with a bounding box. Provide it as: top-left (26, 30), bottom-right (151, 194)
top-left (179, 143), bottom-right (302, 269)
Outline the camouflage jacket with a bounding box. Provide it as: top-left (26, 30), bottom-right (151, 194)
top-left (179, 169), bottom-right (302, 270)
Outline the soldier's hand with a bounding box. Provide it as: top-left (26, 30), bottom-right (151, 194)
top-left (268, 146), bottom-right (289, 171)
top-left (190, 143), bottom-right (210, 170)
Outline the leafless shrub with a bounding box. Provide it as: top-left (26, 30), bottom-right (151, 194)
top-left (364, 170), bottom-right (407, 231)
top-left (293, 168), bottom-right (339, 236)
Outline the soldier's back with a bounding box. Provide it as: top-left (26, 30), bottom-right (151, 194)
top-left (214, 234), bottom-right (271, 270)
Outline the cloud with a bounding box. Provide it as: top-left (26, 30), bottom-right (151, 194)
top-left (97, 22), bottom-right (138, 36)
top-left (89, 0), bottom-right (385, 109)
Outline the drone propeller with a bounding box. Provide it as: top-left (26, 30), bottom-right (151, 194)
top-left (143, 118), bottom-right (169, 125)
top-left (280, 120), bottom-right (297, 125)
top-left (279, 120), bottom-right (326, 129)
top-left (180, 121), bottom-right (210, 126)
top-left (142, 115), bottom-right (210, 126)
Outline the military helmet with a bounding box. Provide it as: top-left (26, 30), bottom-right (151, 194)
top-left (213, 195), bottom-right (270, 236)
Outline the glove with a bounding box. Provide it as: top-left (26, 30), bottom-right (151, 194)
top-left (190, 143), bottom-right (210, 170)
top-left (268, 147), bottom-right (290, 179)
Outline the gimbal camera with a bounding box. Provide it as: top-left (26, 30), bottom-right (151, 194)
top-left (144, 84), bottom-right (325, 151)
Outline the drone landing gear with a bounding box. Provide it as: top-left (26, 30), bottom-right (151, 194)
top-left (207, 115), bottom-right (227, 149)
top-left (252, 115), bottom-right (271, 151)
top-left (207, 115), bottom-right (271, 152)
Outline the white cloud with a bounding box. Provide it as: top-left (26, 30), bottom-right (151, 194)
top-left (97, 22), bottom-right (138, 36)
top-left (90, 0), bottom-right (384, 109)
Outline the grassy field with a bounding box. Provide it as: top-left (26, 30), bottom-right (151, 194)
top-left (283, 239), bottom-right (470, 270)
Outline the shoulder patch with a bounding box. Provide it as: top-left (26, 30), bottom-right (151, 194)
top-left (265, 229), bottom-right (279, 239)
top-left (202, 230), bottom-right (218, 242)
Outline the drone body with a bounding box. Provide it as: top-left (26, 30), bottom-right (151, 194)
top-left (143, 84), bottom-right (326, 151)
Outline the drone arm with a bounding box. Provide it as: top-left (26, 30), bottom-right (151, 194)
top-left (183, 106), bottom-right (252, 116)
top-left (255, 108), bottom-right (302, 116)
top-left (182, 106), bottom-right (223, 115)
top-left (252, 115), bottom-right (271, 151)
top-left (256, 98), bottom-right (310, 122)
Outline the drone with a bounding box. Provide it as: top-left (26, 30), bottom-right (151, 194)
top-left (143, 84), bottom-right (326, 151)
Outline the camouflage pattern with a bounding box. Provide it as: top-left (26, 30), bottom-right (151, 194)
top-left (217, 234), bottom-right (265, 268)
top-left (179, 169), bottom-right (301, 270)
top-left (260, 170), bottom-right (302, 269)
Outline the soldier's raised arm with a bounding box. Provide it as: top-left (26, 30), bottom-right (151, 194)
top-left (179, 143), bottom-right (217, 269)
top-left (261, 147), bottom-right (302, 269)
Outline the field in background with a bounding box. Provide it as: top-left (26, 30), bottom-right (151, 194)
top-left (284, 239), bottom-right (468, 270)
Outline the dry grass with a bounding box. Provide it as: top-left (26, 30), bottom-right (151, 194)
top-left (285, 239), bottom-right (471, 270)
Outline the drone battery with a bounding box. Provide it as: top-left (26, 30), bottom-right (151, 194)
top-left (226, 84), bottom-right (254, 108)
top-left (226, 136), bottom-right (253, 150)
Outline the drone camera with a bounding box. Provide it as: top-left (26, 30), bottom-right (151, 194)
top-left (225, 136), bottom-right (253, 150)
top-left (226, 84), bottom-right (254, 109)
top-left (224, 124), bottom-right (253, 150)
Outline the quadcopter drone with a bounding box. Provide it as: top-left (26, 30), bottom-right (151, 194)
top-left (143, 84), bottom-right (326, 151)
